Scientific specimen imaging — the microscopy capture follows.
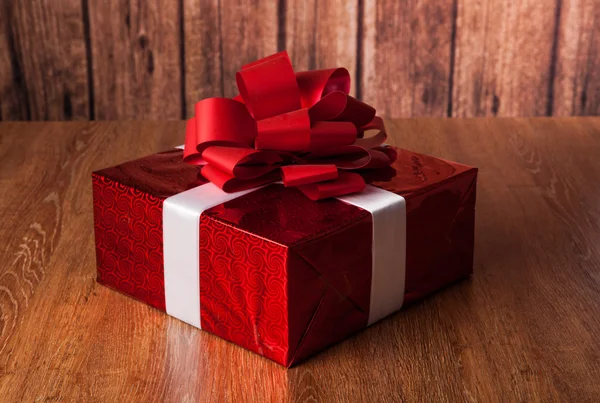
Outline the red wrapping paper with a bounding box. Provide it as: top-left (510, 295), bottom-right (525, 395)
top-left (92, 147), bottom-right (477, 366)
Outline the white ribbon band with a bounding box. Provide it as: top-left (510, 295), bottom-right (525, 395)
top-left (163, 176), bottom-right (406, 328)
top-left (337, 186), bottom-right (406, 325)
top-left (163, 183), bottom-right (259, 328)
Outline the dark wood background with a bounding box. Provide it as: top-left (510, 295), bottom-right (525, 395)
top-left (0, 0), bottom-right (598, 121)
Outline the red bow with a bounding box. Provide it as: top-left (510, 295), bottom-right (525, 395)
top-left (184, 51), bottom-right (396, 200)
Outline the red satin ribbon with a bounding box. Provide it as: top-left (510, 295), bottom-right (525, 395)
top-left (184, 51), bottom-right (395, 200)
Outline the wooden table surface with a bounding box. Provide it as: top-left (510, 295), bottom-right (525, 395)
top-left (0, 118), bottom-right (599, 402)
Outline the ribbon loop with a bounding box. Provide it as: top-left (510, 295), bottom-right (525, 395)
top-left (310, 121), bottom-right (357, 150)
top-left (255, 109), bottom-right (311, 151)
top-left (184, 51), bottom-right (396, 200)
top-left (282, 164), bottom-right (338, 187)
top-left (308, 91), bottom-right (349, 122)
top-left (332, 96), bottom-right (376, 128)
top-left (296, 68), bottom-right (351, 108)
top-left (236, 51), bottom-right (301, 120)
top-left (299, 171), bottom-right (366, 201)
top-left (202, 146), bottom-right (282, 179)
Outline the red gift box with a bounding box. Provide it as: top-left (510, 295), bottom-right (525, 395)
top-left (92, 146), bottom-right (477, 366)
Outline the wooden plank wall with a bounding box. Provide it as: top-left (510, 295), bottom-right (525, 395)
top-left (0, 0), bottom-right (598, 121)
top-left (0, 0), bottom-right (90, 120)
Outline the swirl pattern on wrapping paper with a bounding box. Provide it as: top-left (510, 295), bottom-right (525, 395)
top-left (199, 216), bottom-right (288, 365)
top-left (92, 173), bottom-right (166, 311)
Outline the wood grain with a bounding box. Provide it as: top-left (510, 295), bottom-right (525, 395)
top-left (361, 0), bottom-right (455, 117)
top-left (183, 0), bottom-right (278, 107)
top-left (285, 0), bottom-right (358, 97)
top-left (552, 0), bottom-right (600, 116)
top-left (218, 0), bottom-right (278, 99)
top-left (183, 0), bottom-right (223, 117)
top-left (0, 0), bottom-right (89, 120)
top-left (88, 0), bottom-right (182, 119)
top-left (3, 1), bottom-right (600, 121)
top-left (452, 0), bottom-right (559, 117)
top-left (0, 2), bottom-right (28, 120)
top-left (1, 118), bottom-right (600, 401)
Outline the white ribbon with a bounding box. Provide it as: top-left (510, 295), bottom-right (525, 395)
top-left (163, 174), bottom-right (406, 328)
top-left (163, 183), bottom-right (259, 328)
top-left (337, 186), bottom-right (406, 325)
